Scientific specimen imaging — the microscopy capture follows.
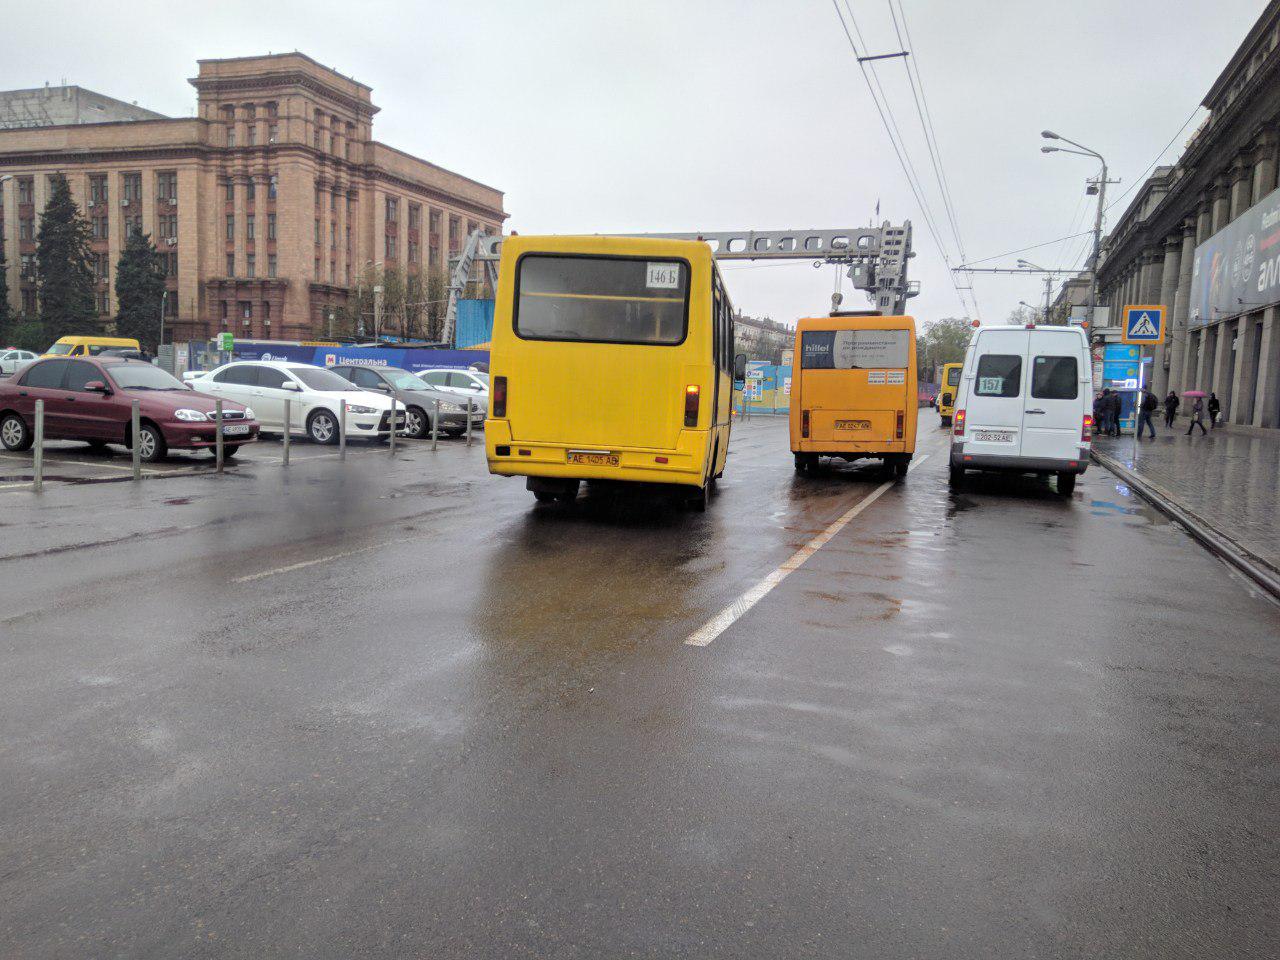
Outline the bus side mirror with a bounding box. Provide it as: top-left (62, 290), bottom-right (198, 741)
top-left (733, 354), bottom-right (747, 383)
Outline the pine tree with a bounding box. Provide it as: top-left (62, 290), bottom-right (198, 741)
top-left (114, 231), bottom-right (167, 350)
top-left (36, 173), bottom-right (96, 340)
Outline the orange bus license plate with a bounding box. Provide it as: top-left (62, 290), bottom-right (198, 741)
top-left (835, 419), bottom-right (872, 431)
top-left (568, 453), bottom-right (619, 467)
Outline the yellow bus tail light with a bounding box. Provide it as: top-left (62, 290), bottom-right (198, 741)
top-left (895, 410), bottom-right (904, 439)
top-left (684, 384), bottom-right (700, 427)
top-left (801, 409), bottom-right (810, 438)
top-left (492, 376), bottom-right (507, 417)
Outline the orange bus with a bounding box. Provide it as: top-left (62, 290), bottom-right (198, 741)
top-left (789, 312), bottom-right (918, 478)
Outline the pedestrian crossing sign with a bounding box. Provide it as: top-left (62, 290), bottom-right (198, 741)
top-left (1121, 304), bottom-right (1165, 344)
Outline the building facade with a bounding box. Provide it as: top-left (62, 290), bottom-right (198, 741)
top-left (1096, 2), bottom-right (1280, 429)
top-left (0, 54), bottom-right (506, 342)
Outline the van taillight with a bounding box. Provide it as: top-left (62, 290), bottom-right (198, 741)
top-left (801, 409), bottom-right (810, 438)
top-left (492, 376), bottom-right (507, 417)
top-left (953, 409), bottom-right (965, 437)
top-left (895, 410), bottom-right (904, 439)
top-left (684, 384), bottom-right (700, 427)
top-left (1082, 414), bottom-right (1093, 442)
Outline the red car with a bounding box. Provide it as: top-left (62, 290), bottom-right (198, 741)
top-left (0, 356), bottom-right (259, 461)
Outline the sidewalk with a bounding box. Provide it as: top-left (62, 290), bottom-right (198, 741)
top-left (1092, 425), bottom-right (1280, 587)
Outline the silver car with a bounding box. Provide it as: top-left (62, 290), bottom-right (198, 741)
top-left (332, 365), bottom-right (484, 438)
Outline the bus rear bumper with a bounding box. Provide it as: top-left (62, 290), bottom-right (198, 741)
top-left (485, 421), bottom-right (708, 488)
top-left (791, 439), bottom-right (913, 456)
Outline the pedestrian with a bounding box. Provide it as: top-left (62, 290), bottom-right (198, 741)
top-left (1093, 391), bottom-right (1106, 433)
top-left (1163, 390), bottom-right (1179, 427)
top-left (1186, 395), bottom-right (1207, 435)
top-left (1207, 392), bottom-right (1221, 428)
top-left (1107, 389), bottom-right (1122, 436)
top-left (1098, 388), bottom-right (1113, 436)
top-left (1137, 387), bottom-right (1158, 439)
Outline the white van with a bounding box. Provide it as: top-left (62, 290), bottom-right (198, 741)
top-left (949, 324), bottom-right (1093, 494)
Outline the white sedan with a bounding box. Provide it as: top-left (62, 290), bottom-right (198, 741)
top-left (184, 360), bottom-right (405, 444)
top-left (0, 349), bottom-right (38, 376)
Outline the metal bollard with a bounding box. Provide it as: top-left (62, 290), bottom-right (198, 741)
top-left (131, 400), bottom-right (142, 480)
top-left (215, 399), bottom-right (224, 473)
top-left (32, 400), bottom-right (44, 493)
top-left (466, 401), bottom-right (473, 447)
top-left (282, 398), bottom-right (291, 466)
top-left (431, 398), bottom-right (439, 451)
top-left (339, 401), bottom-right (347, 460)
top-left (389, 395), bottom-right (397, 455)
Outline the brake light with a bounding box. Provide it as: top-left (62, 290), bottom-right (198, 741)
top-left (953, 409), bottom-right (966, 437)
top-left (684, 384), bottom-right (700, 427)
top-left (1082, 414), bottom-right (1093, 442)
top-left (492, 376), bottom-right (507, 417)
top-left (895, 410), bottom-right (904, 439)
top-left (802, 409), bottom-right (810, 438)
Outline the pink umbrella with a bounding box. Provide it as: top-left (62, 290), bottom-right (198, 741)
top-left (1183, 390), bottom-right (1206, 397)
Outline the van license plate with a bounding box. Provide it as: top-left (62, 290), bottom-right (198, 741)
top-left (834, 419), bottom-right (872, 430)
top-left (568, 453), bottom-right (619, 467)
top-left (220, 424), bottom-right (250, 436)
top-left (974, 430), bottom-right (1015, 443)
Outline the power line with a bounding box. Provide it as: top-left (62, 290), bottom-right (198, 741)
top-left (829, 0), bottom-right (974, 318)
top-left (1105, 105), bottom-right (1203, 213)
top-left (957, 229), bottom-right (1095, 268)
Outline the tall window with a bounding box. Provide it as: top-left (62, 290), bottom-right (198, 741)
top-left (123, 173), bottom-right (141, 202)
top-left (267, 175), bottom-right (277, 200)
top-left (227, 253), bottom-right (235, 277)
top-left (268, 123), bottom-right (278, 143)
top-left (267, 213), bottom-right (277, 240)
top-left (267, 254), bottom-right (277, 278)
top-left (89, 176), bottom-right (107, 204)
top-left (157, 171), bottom-right (178, 200)
top-left (330, 221), bottom-right (336, 247)
top-left (158, 214), bottom-right (177, 240)
top-left (17, 178), bottom-right (33, 204)
top-left (224, 178), bottom-right (235, 202)
top-left (314, 219), bottom-right (321, 244)
top-left (246, 215), bottom-right (255, 241)
top-left (408, 203), bottom-right (421, 229)
top-left (385, 235), bottom-right (396, 258)
top-left (166, 252), bottom-right (178, 277)
top-left (246, 254), bottom-right (256, 279)
top-left (246, 179), bottom-right (255, 202)
top-left (385, 197), bottom-right (399, 222)
top-left (226, 215), bottom-right (235, 241)
top-left (227, 127), bottom-right (237, 148)
top-left (247, 125), bottom-right (257, 147)
top-left (408, 239), bottom-right (418, 262)
top-left (19, 218), bottom-right (32, 241)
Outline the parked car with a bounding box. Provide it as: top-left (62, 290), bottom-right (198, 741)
top-left (0, 349), bottom-right (38, 376)
top-left (43, 335), bottom-right (142, 358)
top-left (331, 364), bottom-right (485, 438)
top-left (417, 368), bottom-right (489, 406)
top-left (0, 357), bottom-right (259, 461)
top-left (184, 361), bottom-right (404, 444)
top-left (949, 324), bottom-right (1093, 495)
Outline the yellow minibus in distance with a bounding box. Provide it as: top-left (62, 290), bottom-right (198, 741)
top-left (484, 235), bottom-right (742, 510)
top-left (44, 335), bottom-right (142, 358)
top-left (789, 312), bottom-right (918, 478)
top-left (938, 361), bottom-right (962, 427)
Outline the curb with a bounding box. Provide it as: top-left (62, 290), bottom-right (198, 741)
top-left (1091, 449), bottom-right (1280, 601)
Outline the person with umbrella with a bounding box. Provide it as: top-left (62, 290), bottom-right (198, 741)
top-left (1184, 390), bottom-right (1208, 436)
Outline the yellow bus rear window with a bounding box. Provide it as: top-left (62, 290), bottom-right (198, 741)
top-left (514, 255), bottom-right (688, 345)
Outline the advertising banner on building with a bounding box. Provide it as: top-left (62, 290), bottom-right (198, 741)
top-left (1190, 186), bottom-right (1280, 328)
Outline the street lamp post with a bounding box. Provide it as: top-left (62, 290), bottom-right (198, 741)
top-left (1041, 131), bottom-right (1108, 330)
top-left (1017, 259), bottom-right (1055, 321)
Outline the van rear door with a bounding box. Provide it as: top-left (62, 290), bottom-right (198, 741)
top-left (964, 329), bottom-right (1028, 458)
top-left (1021, 333), bottom-right (1085, 462)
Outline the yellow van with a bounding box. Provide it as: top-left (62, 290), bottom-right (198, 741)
top-left (485, 234), bottom-right (739, 510)
top-left (938, 361), bottom-right (962, 427)
top-left (44, 335), bottom-right (142, 358)
top-left (789, 312), bottom-right (918, 478)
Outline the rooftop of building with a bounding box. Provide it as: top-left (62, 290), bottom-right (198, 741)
top-left (0, 84), bottom-right (167, 129)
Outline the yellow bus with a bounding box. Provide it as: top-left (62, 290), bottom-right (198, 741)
top-left (938, 361), bottom-right (962, 427)
top-left (485, 235), bottom-right (741, 510)
top-left (789, 312), bottom-right (918, 478)
top-left (44, 335), bottom-right (141, 358)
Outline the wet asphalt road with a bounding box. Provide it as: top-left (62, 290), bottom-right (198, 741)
top-left (1, 414), bottom-right (1277, 959)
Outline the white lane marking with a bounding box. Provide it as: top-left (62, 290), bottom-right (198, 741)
top-left (231, 534), bottom-right (425, 583)
top-left (685, 454), bottom-right (930, 648)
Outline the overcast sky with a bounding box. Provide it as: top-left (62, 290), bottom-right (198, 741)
top-left (4, 0), bottom-right (1267, 327)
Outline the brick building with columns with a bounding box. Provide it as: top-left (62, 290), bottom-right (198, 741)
top-left (1096, 2), bottom-right (1280, 430)
top-left (0, 53), bottom-right (506, 343)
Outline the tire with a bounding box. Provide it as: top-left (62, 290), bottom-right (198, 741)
top-left (687, 483), bottom-right (709, 512)
top-left (892, 456), bottom-right (910, 479)
top-left (405, 406), bottom-right (429, 439)
top-left (555, 480), bottom-right (580, 504)
top-left (135, 422), bottom-right (167, 463)
top-left (940, 416), bottom-right (951, 428)
top-left (794, 452), bottom-right (807, 473)
top-left (0, 412), bottom-right (32, 452)
top-left (1057, 471), bottom-right (1077, 495)
top-left (222, 444), bottom-right (240, 458)
top-left (307, 409), bottom-right (339, 445)
top-left (533, 491), bottom-right (557, 503)
top-left (444, 429), bottom-right (465, 438)
top-left (948, 464), bottom-right (965, 487)
top-left (86, 439), bottom-right (109, 452)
